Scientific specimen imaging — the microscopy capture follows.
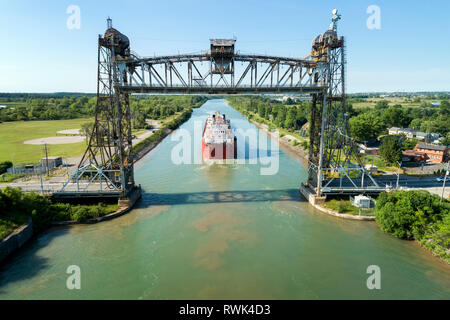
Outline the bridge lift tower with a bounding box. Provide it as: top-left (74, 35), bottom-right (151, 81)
top-left (59, 10), bottom-right (384, 200)
top-left (306, 9), bottom-right (380, 196)
top-left (60, 18), bottom-right (135, 198)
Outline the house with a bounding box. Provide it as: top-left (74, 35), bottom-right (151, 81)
top-left (299, 122), bottom-right (309, 137)
top-left (388, 127), bottom-right (440, 142)
top-left (415, 131), bottom-right (427, 141)
top-left (414, 143), bottom-right (448, 163)
top-left (402, 149), bottom-right (425, 162)
top-left (358, 140), bottom-right (380, 155)
top-left (359, 144), bottom-right (379, 155)
top-left (388, 127), bottom-right (400, 135)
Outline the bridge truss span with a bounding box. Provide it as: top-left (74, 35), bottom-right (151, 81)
top-left (117, 53), bottom-right (327, 94)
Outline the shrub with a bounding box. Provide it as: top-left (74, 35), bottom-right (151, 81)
top-left (0, 187), bottom-right (118, 235)
top-left (379, 136), bottom-right (402, 165)
top-left (0, 161), bottom-right (13, 174)
top-left (337, 201), bottom-right (346, 213)
top-left (375, 190), bottom-right (449, 240)
top-left (300, 141), bottom-right (309, 150)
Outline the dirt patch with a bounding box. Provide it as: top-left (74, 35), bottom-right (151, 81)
top-left (57, 129), bottom-right (82, 136)
top-left (23, 136), bottom-right (85, 145)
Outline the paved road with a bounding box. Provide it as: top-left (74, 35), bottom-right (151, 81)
top-left (2, 129), bottom-right (157, 192)
top-left (327, 174), bottom-right (449, 198)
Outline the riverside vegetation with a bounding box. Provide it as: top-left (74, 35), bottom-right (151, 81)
top-left (0, 95), bottom-right (208, 241)
top-left (375, 190), bottom-right (450, 263)
top-left (0, 186), bottom-right (117, 240)
top-left (227, 96), bottom-right (450, 263)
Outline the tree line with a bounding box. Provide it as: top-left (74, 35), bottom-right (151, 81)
top-left (227, 96), bottom-right (450, 146)
top-left (131, 96), bottom-right (207, 129)
top-left (228, 96), bottom-right (310, 131)
top-left (348, 100), bottom-right (450, 143)
top-left (0, 95), bottom-right (208, 126)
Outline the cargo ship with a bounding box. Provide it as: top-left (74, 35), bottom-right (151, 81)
top-left (202, 112), bottom-right (237, 160)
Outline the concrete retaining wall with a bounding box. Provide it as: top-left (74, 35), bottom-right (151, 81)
top-left (300, 183), bottom-right (375, 221)
top-left (0, 218), bottom-right (33, 263)
top-left (51, 186), bottom-right (142, 226)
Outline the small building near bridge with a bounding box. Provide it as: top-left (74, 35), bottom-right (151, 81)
top-left (41, 156), bottom-right (63, 169)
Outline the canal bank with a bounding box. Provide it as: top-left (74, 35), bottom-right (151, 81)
top-left (242, 111), bottom-right (374, 221)
top-left (0, 99), bottom-right (449, 299)
top-left (0, 110), bottom-right (190, 261)
top-left (235, 103), bottom-right (447, 264)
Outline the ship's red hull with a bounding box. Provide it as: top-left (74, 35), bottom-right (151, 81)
top-left (201, 139), bottom-right (237, 160)
top-left (202, 112), bottom-right (237, 160)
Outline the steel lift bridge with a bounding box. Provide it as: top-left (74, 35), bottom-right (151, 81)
top-left (59, 9), bottom-right (386, 200)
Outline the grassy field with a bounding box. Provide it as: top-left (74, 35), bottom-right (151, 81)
top-left (0, 119), bottom-right (92, 164)
top-left (323, 199), bottom-right (375, 216)
top-left (0, 212), bottom-right (28, 240)
top-left (350, 97), bottom-right (441, 109)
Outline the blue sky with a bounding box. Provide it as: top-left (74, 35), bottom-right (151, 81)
top-left (0, 0), bottom-right (449, 93)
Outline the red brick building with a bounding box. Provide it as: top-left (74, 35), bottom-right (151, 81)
top-left (413, 143), bottom-right (448, 163)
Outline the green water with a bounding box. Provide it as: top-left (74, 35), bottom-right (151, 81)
top-left (0, 99), bottom-right (449, 299)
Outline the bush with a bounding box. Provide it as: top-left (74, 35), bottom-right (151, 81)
top-left (0, 161), bottom-right (13, 174)
top-left (70, 206), bottom-right (92, 222)
top-left (292, 140), bottom-right (299, 147)
top-left (0, 187), bottom-right (118, 236)
top-left (300, 141), bottom-right (309, 150)
top-left (375, 190), bottom-right (449, 240)
top-left (336, 201), bottom-right (346, 213)
top-left (379, 136), bottom-right (402, 165)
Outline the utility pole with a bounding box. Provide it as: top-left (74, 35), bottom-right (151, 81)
top-left (44, 143), bottom-right (49, 176)
top-left (39, 148), bottom-right (44, 194)
top-left (40, 170), bottom-right (44, 194)
top-left (441, 162), bottom-right (449, 203)
top-left (396, 161), bottom-right (402, 189)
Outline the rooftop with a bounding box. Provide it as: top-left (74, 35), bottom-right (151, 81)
top-left (416, 143), bottom-right (448, 151)
top-left (210, 39), bottom-right (236, 47)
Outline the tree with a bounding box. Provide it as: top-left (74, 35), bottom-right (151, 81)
top-left (134, 112), bottom-right (147, 129)
top-left (264, 106), bottom-right (270, 120)
top-left (409, 118), bottom-right (422, 130)
top-left (375, 100), bottom-right (389, 110)
top-left (401, 138), bottom-right (419, 151)
top-left (440, 133), bottom-right (450, 146)
top-left (439, 100), bottom-right (450, 116)
top-left (375, 190), bottom-right (449, 240)
top-left (0, 161), bottom-right (12, 174)
top-left (379, 135), bottom-right (402, 164)
top-left (80, 122), bottom-right (94, 143)
top-left (258, 104), bottom-right (265, 118)
top-left (349, 111), bottom-right (384, 141)
top-left (284, 108), bottom-right (297, 129)
top-left (381, 105), bottom-right (409, 128)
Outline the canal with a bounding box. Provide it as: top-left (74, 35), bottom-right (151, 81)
top-left (0, 99), bottom-right (449, 299)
